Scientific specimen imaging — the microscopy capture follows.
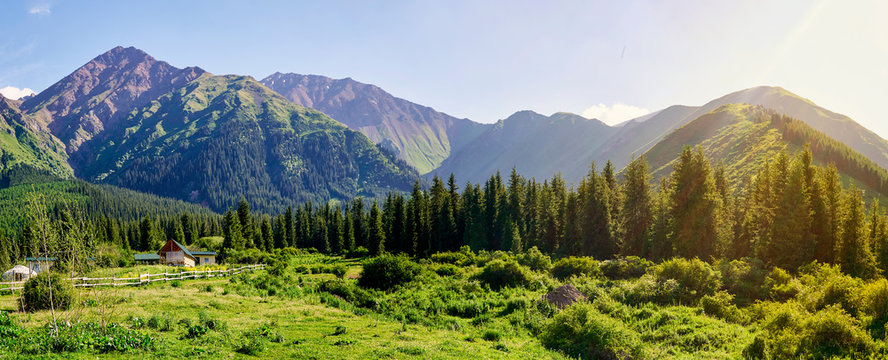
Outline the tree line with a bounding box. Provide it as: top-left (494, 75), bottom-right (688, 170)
top-left (3, 145), bottom-right (887, 281)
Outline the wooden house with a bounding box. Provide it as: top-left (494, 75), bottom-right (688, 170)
top-left (157, 239), bottom-right (217, 267)
top-left (159, 239), bottom-right (196, 267)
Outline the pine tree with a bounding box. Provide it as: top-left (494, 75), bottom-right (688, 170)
top-left (330, 207), bottom-right (344, 254)
top-left (274, 215), bottom-right (287, 249)
top-left (285, 206), bottom-right (295, 247)
top-left (345, 210), bottom-right (356, 252)
top-left (237, 197), bottom-right (253, 248)
top-left (222, 208), bottom-right (243, 251)
top-left (0, 234), bottom-right (11, 270)
top-left (669, 146), bottom-right (719, 259)
top-left (261, 215), bottom-right (273, 252)
top-left (620, 155), bottom-right (652, 257)
top-left (352, 198), bottom-right (367, 249)
top-left (837, 187), bottom-right (880, 278)
top-left (368, 200), bottom-right (386, 255)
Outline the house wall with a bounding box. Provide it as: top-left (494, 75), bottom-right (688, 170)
top-left (195, 256), bottom-right (216, 265)
top-left (163, 251), bottom-right (195, 267)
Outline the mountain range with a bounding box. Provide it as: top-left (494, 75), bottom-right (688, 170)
top-left (3, 46), bottom-right (888, 213)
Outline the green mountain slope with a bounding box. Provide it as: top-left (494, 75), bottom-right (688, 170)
top-left (261, 73), bottom-right (489, 174)
top-left (0, 95), bottom-right (72, 178)
top-left (644, 104), bottom-right (888, 201)
top-left (75, 73), bottom-right (418, 212)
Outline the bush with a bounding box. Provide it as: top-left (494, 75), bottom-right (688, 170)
top-left (765, 267), bottom-right (800, 302)
top-left (330, 264), bottom-right (347, 279)
top-left (746, 303), bottom-right (874, 359)
top-left (717, 258), bottom-right (768, 305)
top-left (430, 251), bottom-right (470, 265)
top-left (700, 292), bottom-right (746, 323)
top-left (650, 258), bottom-right (721, 304)
top-left (476, 259), bottom-right (533, 290)
top-left (600, 256), bottom-right (653, 280)
top-left (347, 246), bottom-right (370, 259)
top-left (518, 246), bottom-right (552, 272)
top-left (20, 272), bottom-right (74, 312)
top-left (432, 263), bottom-right (460, 277)
top-left (147, 313), bottom-right (173, 332)
top-left (358, 255), bottom-right (421, 290)
top-left (317, 280), bottom-right (377, 308)
top-left (796, 262), bottom-right (863, 315)
top-left (551, 257), bottom-right (599, 280)
top-left (860, 279), bottom-right (888, 338)
top-left (540, 303), bottom-right (645, 359)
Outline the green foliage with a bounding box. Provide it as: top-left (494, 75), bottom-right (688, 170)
top-left (747, 302), bottom-right (874, 359)
top-left (476, 259), bottom-right (533, 290)
top-left (717, 258), bottom-right (768, 305)
top-left (20, 272), bottom-right (73, 312)
top-left (540, 302), bottom-right (645, 360)
top-left (651, 258), bottom-right (721, 304)
top-left (600, 256), bottom-right (653, 280)
top-left (358, 255), bottom-right (421, 290)
top-left (551, 257), bottom-right (600, 280)
top-left (517, 246), bottom-right (552, 272)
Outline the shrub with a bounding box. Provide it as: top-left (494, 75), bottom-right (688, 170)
top-left (433, 263), bottom-right (460, 277)
top-left (235, 333), bottom-right (266, 355)
top-left (476, 259), bottom-right (533, 290)
top-left (330, 264), bottom-right (347, 279)
top-left (746, 303), bottom-right (874, 359)
top-left (147, 313), bottom-right (173, 332)
top-left (170, 280), bottom-right (182, 288)
top-left (859, 279), bottom-right (888, 338)
top-left (717, 258), bottom-right (768, 305)
top-left (482, 329), bottom-right (502, 341)
top-left (700, 292), bottom-right (746, 323)
top-left (446, 299), bottom-right (490, 318)
top-left (650, 258), bottom-right (721, 304)
top-left (796, 262), bottom-right (862, 315)
top-left (600, 256), bottom-right (653, 280)
top-left (20, 272), bottom-right (74, 312)
top-left (347, 246), bottom-right (370, 259)
top-left (551, 257), bottom-right (599, 280)
top-left (518, 246), bottom-right (552, 272)
top-left (358, 255), bottom-right (421, 290)
top-left (540, 302), bottom-right (644, 359)
top-left (765, 267), bottom-right (800, 302)
top-left (317, 280), bottom-right (377, 308)
top-left (430, 251), bottom-right (470, 265)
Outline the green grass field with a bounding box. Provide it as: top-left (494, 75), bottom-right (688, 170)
top-left (2, 250), bottom-right (885, 359)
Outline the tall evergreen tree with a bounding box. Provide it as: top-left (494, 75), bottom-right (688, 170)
top-left (222, 208), bottom-right (244, 251)
top-left (669, 146), bottom-right (719, 259)
top-left (237, 197), bottom-right (253, 248)
top-left (620, 155), bottom-right (652, 257)
top-left (837, 187), bottom-right (880, 278)
top-left (368, 200), bottom-right (386, 255)
top-left (260, 215), bottom-right (273, 252)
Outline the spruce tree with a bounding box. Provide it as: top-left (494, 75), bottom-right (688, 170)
top-left (668, 146), bottom-right (719, 259)
top-left (222, 208), bottom-right (243, 251)
top-left (620, 155), bottom-right (652, 257)
top-left (837, 187), bottom-right (880, 278)
top-left (261, 215), bottom-right (273, 252)
top-left (368, 200), bottom-right (386, 255)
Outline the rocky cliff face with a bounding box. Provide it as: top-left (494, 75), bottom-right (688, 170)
top-left (261, 72), bottom-right (488, 174)
top-left (21, 46), bottom-right (205, 154)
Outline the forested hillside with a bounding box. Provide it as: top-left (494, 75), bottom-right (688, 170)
top-left (644, 104), bottom-right (888, 203)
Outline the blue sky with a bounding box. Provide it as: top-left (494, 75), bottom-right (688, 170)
top-left (1, 1), bottom-right (886, 137)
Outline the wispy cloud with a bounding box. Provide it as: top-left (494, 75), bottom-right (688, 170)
top-left (582, 102), bottom-right (650, 125)
top-left (0, 86), bottom-right (37, 100)
top-left (28, 4), bottom-right (51, 15)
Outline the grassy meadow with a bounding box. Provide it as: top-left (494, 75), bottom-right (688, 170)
top-left (2, 248), bottom-right (886, 359)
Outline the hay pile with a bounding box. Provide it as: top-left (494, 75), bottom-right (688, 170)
top-left (542, 284), bottom-right (586, 309)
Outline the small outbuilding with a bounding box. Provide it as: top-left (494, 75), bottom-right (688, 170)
top-left (191, 251), bottom-right (217, 265)
top-left (133, 253), bottom-right (161, 264)
top-left (25, 257), bottom-right (57, 274)
top-left (2, 265), bottom-right (37, 282)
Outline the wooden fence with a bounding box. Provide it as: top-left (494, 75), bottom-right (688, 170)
top-left (0, 264), bottom-right (265, 293)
